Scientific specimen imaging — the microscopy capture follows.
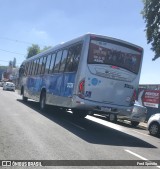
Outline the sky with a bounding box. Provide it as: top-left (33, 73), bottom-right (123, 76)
top-left (0, 0), bottom-right (160, 84)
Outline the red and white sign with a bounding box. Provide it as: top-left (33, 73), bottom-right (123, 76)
top-left (138, 90), bottom-right (160, 108)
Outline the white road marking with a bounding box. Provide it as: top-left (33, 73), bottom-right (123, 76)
top-left (132, 130), bottom-right (149, 137)
top-left (125, 149), bottom-right (148, 160)
top-left (125, 149), bottom-right (160, 168)
top-left (86, 115), bottom-right (123, 131)
top-left (69, 122), bottom-right (86, 130)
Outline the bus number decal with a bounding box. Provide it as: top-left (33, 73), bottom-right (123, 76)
top-left (67, 83), bottom-right (74, 88)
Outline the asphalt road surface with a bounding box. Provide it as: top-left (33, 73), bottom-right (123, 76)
top-left (0, 87), bottom-right (160, 169)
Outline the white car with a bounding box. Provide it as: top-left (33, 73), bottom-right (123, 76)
top-left (3, 82), bottom-right (15, 91)
top-left (147, 113), bottom-right (160, 136)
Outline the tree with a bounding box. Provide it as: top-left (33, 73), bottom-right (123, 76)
top-left (27, 44), bottom-right (40, 59)
top-left (9, 60), bottom-right (13, 67)
top-left (8, 58), bottom-right (17, 68)
top-left (13, 57), bottom-right (16, 68)
top-left (26, 44), bottom-right (52, 59)
top-left (142, 0), bottom-right (160, 60)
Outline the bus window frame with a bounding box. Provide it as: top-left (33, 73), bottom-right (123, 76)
top-left (29, 61), bottom-right (34, 75)
top-left (53, 50), bottom-right (63, 73)
top-left (59, 49), bottom-right (68, 73)
top-left (45, 54), bottom-right (52, 74)
top-left (49, 53), bottom-right (56, 74)
top-left (64, 43), bottom-right (82, 73)
top-left (41, 56), bottom-right (47, 75)
top-left (34, 59), bottom-right (39, 76)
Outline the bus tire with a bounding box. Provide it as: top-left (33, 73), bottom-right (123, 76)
top-left (73, 110), bottom-right (87, 118)
top-left (22, 88), bottom-right (28, 102)
top-left (109, 113), bottom-right (117, 123)
top-left (40, 91), bottom-right (46, 111)
top-left (131, 121), bottom-right (139, 127)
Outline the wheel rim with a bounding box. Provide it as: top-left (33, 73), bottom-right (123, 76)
top-left (150, 124), bottom-right (158, 135)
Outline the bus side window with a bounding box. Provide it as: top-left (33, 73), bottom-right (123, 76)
top-left (34, 59), bottom-right (39, 75)
top-left (29, 61), bottom-right (34, 75)
top-left (59, 49), bottom-right (68, 72)
top-left (24, 63), bottom-right (28, 76)
top-left (49, 53), bottom-right (56, 74)
top-left (32, 60), bottom-right (37, 75)
top-left (38, 57), bottom-right (43, 75)
top-left (26, 63), bottom-right (29, 76)
top-left (27, 62), bottom-right (30, 75)
top-left (45, 54), bottom-right (51, 74)
top-left (19, 64), bottom-right (25, 77)
top-left (41, 56), bottom-right (47, 74)
top-left (73, 44), bottom-right (82, 71)
top-left (29, 62), bottom-right (33, 75)
top-left (54, 50), bottom-right (63, 73)
top-left (65, 44), bottom-right (82, 72)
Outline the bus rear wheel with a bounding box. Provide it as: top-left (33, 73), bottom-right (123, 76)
top-left (40, 91), bottom-right (46, 111)
top-left (22, 88), bottom-right (28, 102)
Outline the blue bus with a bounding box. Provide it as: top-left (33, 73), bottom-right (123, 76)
top-left (19, 34), bottom-right (143, 120)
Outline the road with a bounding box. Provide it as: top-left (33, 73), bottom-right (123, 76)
top-left (0, 87), bottom-right (160, 169)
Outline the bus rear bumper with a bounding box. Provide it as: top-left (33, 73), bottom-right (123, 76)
top-left (72, 96), bottom-right (133, 115)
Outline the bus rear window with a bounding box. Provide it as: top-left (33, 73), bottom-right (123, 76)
top-left (88, 38), bottom-right (142, 74)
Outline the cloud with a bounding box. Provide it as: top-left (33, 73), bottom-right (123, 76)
top-left (30, 28), bottom-right (48, 40)
top-left (27, 28), bottom-right (53, 46)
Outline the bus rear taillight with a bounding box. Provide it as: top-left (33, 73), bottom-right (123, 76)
top-left (131, 89), bottom-right (137, 105)
top-left (78, 79), bottom-right (85, 98)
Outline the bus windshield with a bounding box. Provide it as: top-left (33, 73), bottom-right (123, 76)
top-left (88, 37), bottom-right (142, 74)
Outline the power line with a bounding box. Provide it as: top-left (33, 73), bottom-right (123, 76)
top-left (0, 37), bottom-right (33, 45)
top-left (0, 49), bottom-right (25, 56)
top-left (0, 36), bottom-right (47, 46)
top-left (0, 60), bottom-right (8, 63)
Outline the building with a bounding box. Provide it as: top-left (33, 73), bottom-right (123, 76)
top-left (139, 84), bottom-right (160, 90)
